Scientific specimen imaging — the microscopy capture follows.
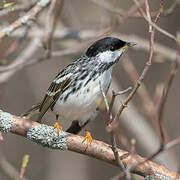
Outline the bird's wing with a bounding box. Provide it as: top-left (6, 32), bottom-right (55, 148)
top-left (37, 77), bottom-right (71, 122)
top-left (37, 64), bottom-right (77, 122)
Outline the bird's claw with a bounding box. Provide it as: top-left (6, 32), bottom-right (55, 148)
top-left (54, 122), bottom-right (63, 136)
top-left (82, 131), bottom-right (93, 147)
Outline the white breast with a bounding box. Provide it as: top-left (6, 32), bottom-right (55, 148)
top-left (53, 68), bottom-right (112, 124)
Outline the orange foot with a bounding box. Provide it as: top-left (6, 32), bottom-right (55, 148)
top-left (54, 122), bottom-right (63, 136)
top-left (82, 131), bottom-right (93, 147)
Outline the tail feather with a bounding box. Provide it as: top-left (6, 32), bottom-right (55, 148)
top-left (36, 111), bottom-right (45, 123)
top-left (21, 103), bottom-right (41, 118)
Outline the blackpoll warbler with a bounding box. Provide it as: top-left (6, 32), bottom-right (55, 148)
top-left (25, 37), bottom-right (136, 145)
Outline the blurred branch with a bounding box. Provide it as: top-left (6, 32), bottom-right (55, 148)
top-left (166, 137), bottom-right (180, 150)
top-left (42, 0), bottom-right (64, 57)
top-left (161, 0), bottom-right (177, 16)
top-left (90, 0), bottom-right (145, 19)
top-left (0, 0), bottom-right (51, 40)
top-left (109, 87), bottom-right (132, 115)
top-left (0, 110), bottom-right (179, 179)
top-left (144, 43), bottom-right (180, 163)
top-left (132, 0), bottom-right (177, 42)
top-left (0, 27), bottom-right (177, 83)
top-left (90, 0), bottom-right (177, 22)
top-left (19, 154), bottom-right (29, 180)
top-left (0, 41), bottom-right (86, 84)
top-left (0, 152), bottom-right (29, 180)
top-left (158, 44), bottom-right (180, 144)
top-left (1, 26), bottom-right (31, 65)
top-left (89, 0), bottom-right (125, 16)
top-left (0, 2), bottom-right (35, 17)
top-left (149, 1), bottom-right (177, 17)
top-left (120, 0), bottom-right (145, 22)
top-left (10, 27), bottom-right (178, 60)
top-left (122, 55), bottom-right (160, 134)
top-left (0, 36), bottom-right (40, 83)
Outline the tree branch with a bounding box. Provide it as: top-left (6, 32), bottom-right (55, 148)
top-left (0, 109), bottom-right (179, 179)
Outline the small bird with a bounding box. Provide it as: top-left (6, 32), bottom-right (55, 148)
top-left (24, 37), bottom-right (136, 145)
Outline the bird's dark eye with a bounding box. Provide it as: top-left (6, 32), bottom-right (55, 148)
top-left (110, 46), bottom-right (115, 51)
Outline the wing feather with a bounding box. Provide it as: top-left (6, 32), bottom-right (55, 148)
top-left (37, 77), bottom-right (71, 122)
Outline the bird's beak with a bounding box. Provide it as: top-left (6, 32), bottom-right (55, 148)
top-left (120, 42), bottom-right (137, 50)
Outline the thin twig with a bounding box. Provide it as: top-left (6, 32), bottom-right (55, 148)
top-left (19, 154), bottom-right (29, 180)
top-left (132, 0), bottom-right (177, 41)
top-left (0, 152), bottom-right (29, 180)
top-left (110, 133), bottom-right (126, 172)
top-left (99, 82), bottom-right (110, 113)
top-left (109, 87), bottom-right (132, 120)
top-left (108, 124), bottom-right (130, 151)
top-left (127, 0), bottom-right (180, 170)
top-left (122, 54), bottom-right (170, 145)
top-left (111, 0), bottom-right (161, 127)
top-left (99, 82), bottom-right (126, 173)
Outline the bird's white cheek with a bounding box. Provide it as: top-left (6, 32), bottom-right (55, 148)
top-left (98, 50), bottom-right (124, 63)
top-left (98, 51), bottom-right (114, 63)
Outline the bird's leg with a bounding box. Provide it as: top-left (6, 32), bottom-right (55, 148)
top-left (54, 114), bottom-right (63, 136)
top-left (82, 127), bottom-right (93, 147)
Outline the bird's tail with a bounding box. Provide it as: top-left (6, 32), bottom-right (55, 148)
top-left (21, 103), bottom-right (41, 118)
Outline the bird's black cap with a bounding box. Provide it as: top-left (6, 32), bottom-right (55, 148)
top-left (86, 37), bottom-right (127, 57)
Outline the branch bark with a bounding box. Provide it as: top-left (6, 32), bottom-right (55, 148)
top-left (0, 110), bottom-right (179, 179)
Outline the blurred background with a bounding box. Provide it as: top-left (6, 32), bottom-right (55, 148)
top-left (0, 0), bottom-right (180, 179)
